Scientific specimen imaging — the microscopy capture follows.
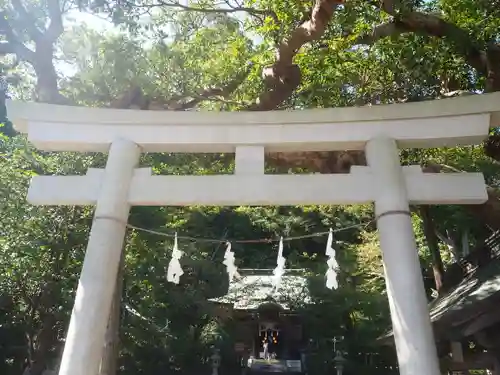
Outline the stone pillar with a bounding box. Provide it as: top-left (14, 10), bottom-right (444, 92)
top-left (451, 341), bottom-right (470, 375)
top-left (58, 139), bottom-right (140, 375)
top-left (365, 136), bottom-right (440, 375)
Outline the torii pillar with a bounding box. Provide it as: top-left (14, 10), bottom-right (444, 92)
top-left (366, 136), bottom-right (440, 375)
top-left (58, 139), bottom-right (141, 375)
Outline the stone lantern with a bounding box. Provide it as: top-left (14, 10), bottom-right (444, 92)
top-left (334, 350), bottom-right (346, 375)
top-left (211, 347), bottom-right (221, 375)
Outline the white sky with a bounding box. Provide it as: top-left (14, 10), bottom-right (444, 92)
top-left (65, 9), bottom-right (115, 32)
top-left (56, 10), bottom-right (115, 75)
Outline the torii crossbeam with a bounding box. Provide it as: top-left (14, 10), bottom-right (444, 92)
top-left (7, 92), bottom-right (500, 375)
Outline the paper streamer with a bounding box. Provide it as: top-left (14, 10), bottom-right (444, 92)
top-left (167, 233), bottom-right (184, 284)
top-left (223, 242), bottom-right (240, 282)
top-left (325, 228), bottom-right (339, 290)
top-left (272, 237), bottom-right (286, 290)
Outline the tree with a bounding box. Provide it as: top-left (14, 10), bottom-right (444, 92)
top-left (1, 0), bottom-right (499, 106)
top-left (0, 135), bottom-right (98, 375)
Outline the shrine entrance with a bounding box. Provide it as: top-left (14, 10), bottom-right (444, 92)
top-left (255, 304), bottom-right (302, 362)
top-left (258, 319), bottom-right (282, 359)
top-left (7, 92), bottom-right (500, 375)
top-left (209, 269), bottom-right (307, 372)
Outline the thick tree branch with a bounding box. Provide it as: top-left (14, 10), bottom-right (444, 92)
top-left (268, 150), bottom-right (366, 174)
top-left (169, 64), bottom-right (253, 110)
top-left (9, 0), bottom-right (63, 43)
top-left (110, 85), bottom-right (147, 109)
top-left (159, 0), bottom-right (271, 17)
top-left (112, 63), bottom-right (252, 110)
top-left (0, 11), bottom-right (35, 62)
top-left (378, 0), bottom-right (400, 14)
top-left (247, 0), bottom-right (345, 111)
top-left (10, 0), bottom-right (44, 42)
top-left (124, 0), bottom-right (275, 20)
top-left (358, 2), bottom-right (500, 91)
top-left (1, 0), bottom-right (65, 103)
top-left (45, 0), bottom-right (64, 42)
top-left (355, 20), bottom-right (401, 45)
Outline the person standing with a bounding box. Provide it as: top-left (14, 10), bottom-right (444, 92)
top-left (263, 340), bottom-right (269, 360)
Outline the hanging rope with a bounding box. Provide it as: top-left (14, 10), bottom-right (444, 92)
top-left (92, 215), bottom-right (374, 288)
top-left (94, 215), bottom-right (374, 244)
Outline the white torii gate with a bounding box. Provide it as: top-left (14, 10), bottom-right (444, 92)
top-left (7, 92), bottom-right (500, 375)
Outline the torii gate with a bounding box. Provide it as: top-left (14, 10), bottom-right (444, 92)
top-left (7, 92), bottom-right (500, 375)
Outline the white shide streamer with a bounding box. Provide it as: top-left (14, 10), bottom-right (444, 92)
top-left (223, 242), bottom-right (239, 282)
top-left (167, 233), bottom-right (184, 284)
top-left (325, 228), bottom-right (339, 290)
top-left (272, 237), bottom-right (286, 290)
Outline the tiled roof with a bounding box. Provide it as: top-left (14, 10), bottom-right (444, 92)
top-left (208, 269), bottom-right (311, 310)
top-left (429, 257), bottom-right (500, 323)
top-left (380, 256), bottom-right (500, 342)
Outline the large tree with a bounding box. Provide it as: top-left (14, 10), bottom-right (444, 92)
top-left (1, 0), bottom-right (499, 106)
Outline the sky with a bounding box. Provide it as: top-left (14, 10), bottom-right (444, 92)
top-left (64, 10), bottom-right (113, 32)
top-left (63, 0), bottom-right (253, 38)
top-left (57, 10), bottom-right (116, 76)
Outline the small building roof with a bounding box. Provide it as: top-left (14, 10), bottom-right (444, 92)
top-left (380, 256), bottom-right (500, 343)
top-left (430, 262), bottom-right (500, 322)
top-left (208, 269), bottom-right (311, 310)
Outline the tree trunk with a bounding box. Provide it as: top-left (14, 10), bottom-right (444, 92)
top-left (98, 251), bottom-right (125, 375)
top-left (419, 206), bottom-right (445, 293)
top-left (28, 312), bottom-right (57, 375)
top-left (33, 42), bottom-right (67, 104)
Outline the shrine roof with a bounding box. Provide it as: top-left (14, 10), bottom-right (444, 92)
top-left (208, 269), bottom-right (311, 310)
top-left (429, 259), bottom-right (500, 324)
top-left (380, 256), bottom-right (500, 344)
